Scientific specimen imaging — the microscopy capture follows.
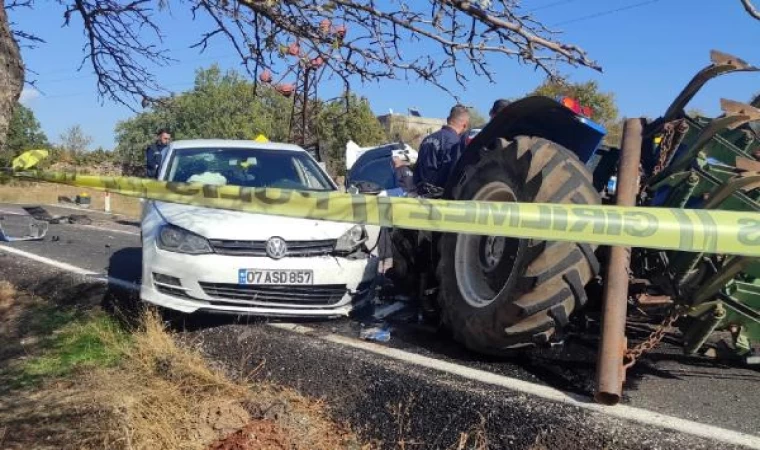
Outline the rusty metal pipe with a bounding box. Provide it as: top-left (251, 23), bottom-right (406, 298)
top-left (595, 118), bottom-right (643, 406)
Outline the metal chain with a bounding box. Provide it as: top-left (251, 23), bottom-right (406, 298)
top-left (652, 120), bottom-right (688, 176)
top-left (619, 120), bottom-right (689, 369)
top-left (623, 306), bottom-right (684, 369)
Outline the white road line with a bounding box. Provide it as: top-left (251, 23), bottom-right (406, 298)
top-left (0, 244), bottom-right (139, 292)
top-left (271, 322), bottom-right (760, 449)
top-left (78, 224), bottom-right (140, 236)
top-left (0, 207), bottom-right (28, 215)
top-left (0, 201), bottom-right (114, 217)
top-left (1, 244), bottom-right (758, 449)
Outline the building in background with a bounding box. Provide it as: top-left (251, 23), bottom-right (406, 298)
top-left (377, 110), bottom-right (446, 148)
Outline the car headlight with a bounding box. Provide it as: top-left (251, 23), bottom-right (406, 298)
top-left (157, 224), bottom-right (213, 254)
top-left (335, 225), bottom-right (366, 253)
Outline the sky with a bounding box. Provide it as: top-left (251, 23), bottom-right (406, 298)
top-left (9, 0), bottom-right (760, 150)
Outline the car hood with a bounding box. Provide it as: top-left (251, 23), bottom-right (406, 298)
top-left (152, 201), bottom-right (355, 241)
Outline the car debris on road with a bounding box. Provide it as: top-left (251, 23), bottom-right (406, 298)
top-left (0, 206), bottom-right (48, 242)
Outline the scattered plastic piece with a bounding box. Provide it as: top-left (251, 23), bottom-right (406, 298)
top-left (0, 220), bottom-right (48, 242)
top-left (359, 325), bottom-right (391, 343)
top-left (372, 302), bottom-right (407, 321)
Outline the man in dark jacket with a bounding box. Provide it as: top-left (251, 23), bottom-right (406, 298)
top-left (413, 105), bottom-right (470, 189)
top-left (489, 98), bottom-right (511, 120)
top-left (145, 128), bottom-right (171, 178)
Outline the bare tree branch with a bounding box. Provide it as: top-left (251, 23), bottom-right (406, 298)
top-left (741, 0), bottom-right (760, 19)
top-left (6, 0), bottom-right (34, 11)
top-left (192, 0), bottom-right (600, 96)
top-left (62, 0), bottom-right (174, 109)
top-left (10, 1), bottom-right (760, 114)
top-left (12, 28), bottom-right (43, 48)
top-left (21, 0), bottom-right (602, 107)
top-left (6, 0), bottom-right (43, 49)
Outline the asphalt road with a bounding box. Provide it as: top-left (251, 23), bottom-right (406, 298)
top-left (1, 203), bottom-right (759, 449)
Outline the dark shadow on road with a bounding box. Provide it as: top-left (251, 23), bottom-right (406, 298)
top-left (102, 246), bottom-right (267, 332)
top-left (366, 309), bottom-right (760, 400)
top-left (115, 219), bottom-right (140, 228)
top-left (102, 246), bottom-right (143, 329)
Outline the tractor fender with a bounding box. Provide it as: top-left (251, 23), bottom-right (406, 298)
top-left (446, 95), bottom-right (606, 198)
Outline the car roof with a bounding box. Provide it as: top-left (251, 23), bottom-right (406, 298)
top-left (170, 139), bottom-right (306, 152)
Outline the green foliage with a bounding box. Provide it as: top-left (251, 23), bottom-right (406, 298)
top-left (686, 108), bottom-right (707, 118)
top-left (315, 93), bottom-right (388, 176)
top-left (531, 79), bottom-right (621, 145)
top-left (2, 103), bottom-right (49, 165)
top-left (468, 108), bottom-right (488, 128)
top-left (114, 107), bottom-right (170, 167)
top-left (21, 315), bottom-right (126, 383)
top-left (4, 306), bottom-right (129, 388)
top-left (59, 125), bottom-right (93, 154)
top-left (116, 66), bottom-right (388, 178)
top-left (73, 147), bottom-right (117, 167)
top-left (115, 65), bottom-right (293, 166)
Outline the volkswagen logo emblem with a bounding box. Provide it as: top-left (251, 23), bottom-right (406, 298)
top-left (265, 237), bottom-right (288, 259)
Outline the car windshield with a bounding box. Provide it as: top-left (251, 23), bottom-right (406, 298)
top-left (165, 147), bottom-right (335, 192)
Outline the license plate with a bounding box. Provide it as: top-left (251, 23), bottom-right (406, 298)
top-left (238, 269), bottom-right (314, 285)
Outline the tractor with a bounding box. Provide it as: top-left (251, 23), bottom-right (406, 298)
top-left (383, 49), bottom-right (760, 404)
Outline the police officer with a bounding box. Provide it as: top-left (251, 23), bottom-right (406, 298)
top-left (145, 128), bottom-right (171, 178)
top-left (413, 105), bottom-right (470, 189)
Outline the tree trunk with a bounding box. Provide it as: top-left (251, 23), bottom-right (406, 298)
top-left (0, 3), bottom-right (24, 154)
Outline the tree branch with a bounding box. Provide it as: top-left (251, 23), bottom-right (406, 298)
top-left (63, 0), bottom-right (174, 109)
top-left (43, 0), bottom-right (601, 107)
top-left (741, 0), bottom-right (760, 19)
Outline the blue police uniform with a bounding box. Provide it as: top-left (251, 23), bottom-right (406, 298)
top-left (145, 142), bottom-right (167, 178)
top-left (413, 125), bottom-right (462, 187)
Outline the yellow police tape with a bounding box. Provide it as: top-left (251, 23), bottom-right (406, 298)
top-left (11, 170), bottom-right (760, 258)
top-left (12, 149), bottom-right (49, 171)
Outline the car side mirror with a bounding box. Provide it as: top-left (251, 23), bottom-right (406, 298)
top-left (347, 185), bottom-right (360, 195)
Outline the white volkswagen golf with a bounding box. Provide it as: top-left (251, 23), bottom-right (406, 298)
top-left (140, 139), bottom-right (379, 317)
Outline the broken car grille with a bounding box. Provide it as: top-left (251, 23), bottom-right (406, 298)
top-left (199, 282), bottom-right (348, 306)
top-left (208, 239), bottom-right (336, 257)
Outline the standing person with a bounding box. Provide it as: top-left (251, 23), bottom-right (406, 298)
top-left (145, 128), bottom-right (171, 179)
top-left (413, 105), bottom-right (470, 190)
top-left (489, 98), bottom-right (511, 121)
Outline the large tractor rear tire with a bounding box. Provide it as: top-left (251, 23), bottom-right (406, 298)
top-left (437, 136), bottom-right (601, 354)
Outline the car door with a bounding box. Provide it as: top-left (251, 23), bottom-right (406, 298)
top-left (345, 147), bottom-right (396, 194)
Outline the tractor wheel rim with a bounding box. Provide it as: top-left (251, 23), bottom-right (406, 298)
top-left (482, 235), bottom-right (506, 270)
top-left (455, 181), bottom-right (521, 308)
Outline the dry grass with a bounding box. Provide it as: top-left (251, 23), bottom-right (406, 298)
top-left (450, 416), bottom-right (489, 450)
top-left (88, 310), bottom-right (361, 450)
top-left (0, 182), bottom-right (141, 219)
top-left (0, 281), bottom-right (16, 313)
top-left (1, 294), bottom-right (362, 450)
top-left (1, 284), bottom-right (497, 450)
